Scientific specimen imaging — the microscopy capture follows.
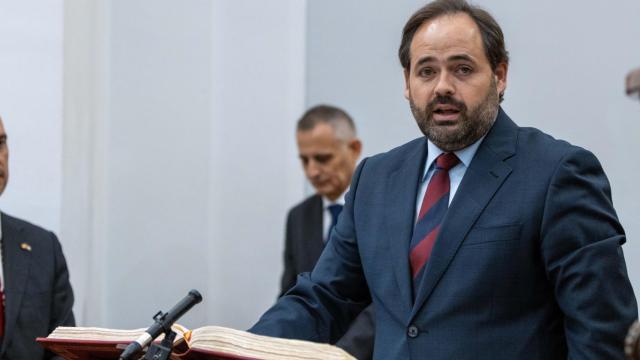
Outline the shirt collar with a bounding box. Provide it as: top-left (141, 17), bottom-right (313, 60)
top-left (421, 134), bottom-right (486, 183)
top-left (321, 189), bottom-right (347, 209)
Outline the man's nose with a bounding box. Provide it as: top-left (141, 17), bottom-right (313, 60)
top-left (306, 160), bottom-right (321, 178)
top-left (434, 72), bottom-right (455, 97)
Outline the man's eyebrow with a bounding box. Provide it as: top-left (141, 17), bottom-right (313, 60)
top-left (414, 54), bottom-right (477, 68)
top-left (414, 56), bottom-right (437, 68)
top-left (447, 54), bottom-right (476, 63)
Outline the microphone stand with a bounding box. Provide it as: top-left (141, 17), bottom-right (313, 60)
top-left (119, 289), bottom-right (202, 360)
top-left (143, 311), bottom-right (178, 360)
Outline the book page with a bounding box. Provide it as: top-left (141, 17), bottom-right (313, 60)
top-left (187, 326), bottom-right (355, 360)
top-left (47, 324), bottom-right (189, 343)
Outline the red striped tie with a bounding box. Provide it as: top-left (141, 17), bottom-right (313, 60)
top-left (409, 152), bottom-right (460, 296)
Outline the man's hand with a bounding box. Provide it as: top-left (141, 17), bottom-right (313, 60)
top-left (626, 321), bottom-right (640, 360)
top-left (626, 67), bottom-right (640, 99)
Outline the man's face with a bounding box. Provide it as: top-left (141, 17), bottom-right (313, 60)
top-left (403, 13), bottom-right (508, 151)
top-left (296, 122), bottom-right (361, 201)
top-left (0, 118), bottom-right (8, 196)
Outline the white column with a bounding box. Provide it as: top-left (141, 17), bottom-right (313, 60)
top-left (62, 0), bottom-right (111, 326)
top-left (207, 0), bottom-right (307, 328)
top-left (61, 0), bottom-right (307, 329)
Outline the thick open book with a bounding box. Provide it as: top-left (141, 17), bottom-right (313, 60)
top-left (37, 325), bottom-right (356, 360)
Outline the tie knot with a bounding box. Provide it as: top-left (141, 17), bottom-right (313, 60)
top-left (328, 204), bottom-right (343, 221)
top-left (436, 152), bottom-right (460, 171)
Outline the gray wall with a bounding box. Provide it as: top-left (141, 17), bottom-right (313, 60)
top-left (0, 1), bottom-right (63, 232)
top-left (63, 0), bottom-right (307, 329)
top-left (307, 0), bottom-right (640, 295)
top-left (105, 0), bottom-right (214, 327)
top-left (2, 0), bottom-right (638, 333)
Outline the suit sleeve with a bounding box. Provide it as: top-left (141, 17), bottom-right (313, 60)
top-left (335, 305), bottom-right (375, 360)
top-left (46, 233), bottom-right (75, 360)
top-left (250, 159), bottom-right (371, 343)
top-left (279, 210), bottom-right (297, 297)
top-left (541, 147), bottom-right (637, 359)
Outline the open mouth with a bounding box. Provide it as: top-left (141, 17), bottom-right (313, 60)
top-left (434, 109), bottom-right (460, 115)
top-left (433, 105), bottom-right (461, 122)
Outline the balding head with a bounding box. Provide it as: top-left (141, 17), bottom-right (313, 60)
top-left (296, 105), bottom-right (357, 142)
top-left (295, 105), bottom-right (362, 201)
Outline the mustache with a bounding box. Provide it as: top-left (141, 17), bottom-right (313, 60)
top-left (426, 95), bottom-right (467, 113)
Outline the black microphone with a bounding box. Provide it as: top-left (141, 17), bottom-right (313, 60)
top-left (119, 289), bottom-right (203, 360)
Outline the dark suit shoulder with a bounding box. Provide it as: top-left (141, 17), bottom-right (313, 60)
top-left (0, 213), bottom-right (75, 359)
top-left (3, 212), bottom-right (50, 231)
top-left (516, 126), bottom-right (597, 165)
top-left (1, 212), bottom-right (59, 247)
top-left (287, 194), bottom-right (322, 217)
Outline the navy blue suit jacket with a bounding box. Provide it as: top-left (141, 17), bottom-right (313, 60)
top-left (0, 213), bottom-right (75, 360)
top-left (281, 194), bottom-right (375, 359)
top-left (251, 109), bottom-right (638, 359)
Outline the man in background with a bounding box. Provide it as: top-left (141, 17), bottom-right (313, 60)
top-left (281, 105), bottom-right (374, 359)
top-left (0, 116), bottom-right (75, 359)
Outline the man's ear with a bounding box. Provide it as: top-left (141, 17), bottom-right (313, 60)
top-left (349, 138), bottom-right (362, 159)
top-left (494, 62), bottom-right (508, 97)
top-left (403, 68), bottom-right (411, 100)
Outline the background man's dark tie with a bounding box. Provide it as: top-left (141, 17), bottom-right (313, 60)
top-left (327, 204), bottom-right (343, 242)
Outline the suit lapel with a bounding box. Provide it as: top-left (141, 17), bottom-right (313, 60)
top-left (385, 138), bottom-right (428, 319)
top-left (309, 195), bottom-right (325, 260)
top-left (410, 109), bottom-right (518, 319)
top-left (1, 213), bottom-right (32, 354)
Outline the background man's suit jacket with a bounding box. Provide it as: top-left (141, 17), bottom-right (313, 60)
top-left (0, 212), bottom-right (75, 360)
top-left (281, 194), bottom-right (375, 359)
top-left (252, 109), bottom-right (638, 359)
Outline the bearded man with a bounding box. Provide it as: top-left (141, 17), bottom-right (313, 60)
top-left (249, 0), bottom-right (638, 358)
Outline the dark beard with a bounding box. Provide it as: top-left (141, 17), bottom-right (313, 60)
top-left (410, 78), bottom-right (500, 151)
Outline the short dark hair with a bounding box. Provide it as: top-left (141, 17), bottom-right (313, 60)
top-left (398, 0), bottom-right (509, 73)
top-left (297, 105), bottom-right (356, 140)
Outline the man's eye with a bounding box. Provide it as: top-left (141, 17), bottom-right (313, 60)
top-left (314, 155), bottom-right (333, 164)
top-left (418, 68), bottom-right (435, 77)
top-left (456, 66), bottom-right (473, 75)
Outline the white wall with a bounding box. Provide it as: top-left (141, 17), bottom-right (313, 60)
top-left (63, 0), bottom-right (306, 329)
top-left (0, 1), bottom-right (63, 233)
top-left (306, 1), bottom-right (640, 295)
top-left (3, 0), bottom-right (638, 333)
top-left (207, 0), bottom-right (307, 328)
top-left (63, 0), bottom-right (112, 327)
